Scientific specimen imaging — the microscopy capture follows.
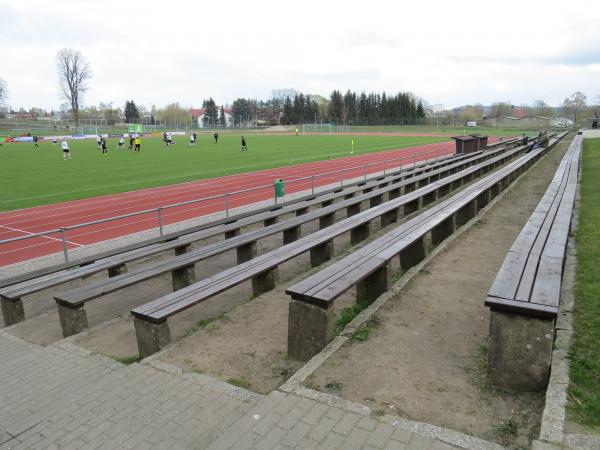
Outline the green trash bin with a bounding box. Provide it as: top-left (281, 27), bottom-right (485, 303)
top-left (274, 179), bottom-right (285, 199)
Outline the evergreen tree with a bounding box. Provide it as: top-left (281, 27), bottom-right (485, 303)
top-left (328, 90), bottom-right (344, 124)
top-left (219, 105), bottom-right (226, 128)
top-left (124, 100), bottom-right (140, 123)
top-left (202, 98), bottom-right (218, 128)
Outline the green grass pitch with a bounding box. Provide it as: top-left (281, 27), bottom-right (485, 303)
top-left (0, 132), bottom-right (447, 212)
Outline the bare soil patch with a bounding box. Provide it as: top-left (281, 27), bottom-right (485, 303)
top-left (307, 140), bottom-right (571, 449)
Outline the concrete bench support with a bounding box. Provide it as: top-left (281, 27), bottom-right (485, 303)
top-left (404, 182), bottom-right (416, 193)
top-left (57, 303), bottom-right (89, 338)
top-left (346, 203), bottom-right (361, 217)
top-left (381, 209), bottom-right (398, 227)
top-left (400, 237), bottom-right (426, 270)
top-left (134, 317), bottom-right (172, 359)
top-left (351, 223), bottom-right (370, 245)
top-left (476, 189), bottom-right (491, 210)
top-left (422, 190), bottom-right (437, 206)
top-left (237, 241), bottom-right (257, 264)
top-left (296, 207), bottom-right (309, 216)
top-left (224, 228), bottom-right (241, 239)
top-left (1, 297), bottom-right (25, 326)
top-left (369, 194), bottom-right (383, 208)
top-left (431, 217), bottom-right (455, 246)
top-left (388, 188), bottom-right (401, 200)
top-left (172, 243), bottom-right (195, 291)
top-left (310, 241), bottom-right (334, 267)
top-left (108, 263), bottom-right (127, 278)
top-left (487, 310), bottom-right (554, 391)
top-left (404, 198), bottom-right (421, 215)
top-left (356, 263), bottom-right (389, 304)
top-left (252, 268), bottom-right (278, 297)
top-left (283, 226), bottom-right (301, 244)
top-left (287, 300), bottom-right (335, 361)
top-left (455, 201), bottom-right (476, 227)
top-left (319, 213), bottom-right (335, 230)
top-left (264, 217), bottom-right (278, 227)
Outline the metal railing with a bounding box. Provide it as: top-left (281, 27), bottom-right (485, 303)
top-left (0, 147), bottom-right (456, 264)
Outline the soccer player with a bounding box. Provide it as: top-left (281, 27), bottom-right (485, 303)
top-left (33, 136), bottom-right (39, 147)
top-left (167, 132), bottom-right (174, 147)
top-left (241, 135), bottom-right (248, 151)
top-left (213, 132), bottom-right (218, 144)
top-left (101, 137), bottom-right (108, 155)
top-left (295, 128), bottom-right (299, 136)
top-left (96, 135), bottom-right (102, 149)
top-left (52, 137), bottom-right (58, 145)
top-left (61, 139), bottom-right (72, 159)
top-left (118, 136), bottom-right (125, 149)
top-left (128, 135), bottom-right (134, 150)
top-left (189, 133), bottom-right (196, 147)
top-left (134, 135), bottom-right (141, 152)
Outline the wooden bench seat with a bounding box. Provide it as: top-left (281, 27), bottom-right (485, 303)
top-left (483, 134), bottom-right (581, 391)
top-left (127, 138), bottom-right (545, 358)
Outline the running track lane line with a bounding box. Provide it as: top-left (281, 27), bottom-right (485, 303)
top-left (0, 224), bottom-right (84, 247)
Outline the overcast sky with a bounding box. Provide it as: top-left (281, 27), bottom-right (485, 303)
top-left (2, 0), bottom-right (600, 111)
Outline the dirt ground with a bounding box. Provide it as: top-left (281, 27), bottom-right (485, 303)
top-left (307, 140), bottom-right (571, 448)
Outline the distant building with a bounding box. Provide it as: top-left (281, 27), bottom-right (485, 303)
top-left (190, 107), bottom-right (233, 128)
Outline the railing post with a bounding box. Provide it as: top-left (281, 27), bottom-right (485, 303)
top-left (60, 228), bottom-right (69, 263)
top-left (364, 165), bottom-right (367, 181)
top-left (157, 207), bottom-right (164, 236)
top-left (383, 160), bottom-right (387, 176)
top-left (340, 169), bottom-right (343, 187)
top-left (311, 175), bottom-right (315, 195)
top-left (225, 193), bottom-right (230, 217)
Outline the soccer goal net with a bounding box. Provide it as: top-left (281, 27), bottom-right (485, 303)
top-left (302, 124), bottom-right (350, 134)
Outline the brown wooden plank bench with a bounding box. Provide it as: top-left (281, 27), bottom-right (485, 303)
top-left (49, 146), bottom-right (517, 337)
top-left (127, 139), bottom-right (543, 358)
top-left (284, 133), bottom-right (566, 361)
top-left (1, 151), bottom-right (472, 326)
top-left (484, 134), bottom-right (581, 391)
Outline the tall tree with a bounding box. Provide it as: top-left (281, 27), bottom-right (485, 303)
top-left (563, 91), bottom-right (587, 123)
top-left (56, 49), bottom-right (92, 123)
top-left (124, 100), bottom-right (140, 123)
top-left (157, 103), bottom-right (191, 128)
top-left (0, 77), bottom-right (8, 106)
top-left (328, 90), bottom-right (344, 124)
top-left (219, 106), bottom-right (226, 127)
top-left (201, 98), bottom-right (218, 127)
top-left (489, 102), bottom-right (513, 127)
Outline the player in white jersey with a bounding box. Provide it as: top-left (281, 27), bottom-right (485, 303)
top-left (61, 139), bottom-right (72, 159)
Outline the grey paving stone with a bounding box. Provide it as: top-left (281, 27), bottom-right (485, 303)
top-left (366, 423), bottom-right (395, 448)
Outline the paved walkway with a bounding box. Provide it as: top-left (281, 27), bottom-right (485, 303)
top-left (0, 331), bottom-right (501, 450)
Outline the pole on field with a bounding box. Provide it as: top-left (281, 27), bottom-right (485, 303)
top-left (225, 193), bottom-right (230, 217)
top-left (157, 207), bottom-right (164, 236)
top-left (60, 228), bottom-right (69, 262)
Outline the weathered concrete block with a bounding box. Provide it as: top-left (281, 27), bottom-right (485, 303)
top-left (224, 228), bottom-right (241, 239)
top-left (319, 213), bottom-right (335, 229)
top-left (237, 241), bottom-right (257, 264)
top-left (57, 303), bottom-right (89, 338)
top-left (487, 310), bottom-right (555, 391)
top-left (346, 203), bottom-right (361, 217)
top-left (431, 216), bottom-right (455, 246)
top-left (252, 268), bottom-right (278, 297)
top-left (172, 264), bottom-right (196, 291)
top-left (288, 300), bottom-right (335, 361)
top-left (400, 237), bottom-right (425, 270)
top-left (108, 263), bottom-right (127, 277)
top-left (455, 200), bottom-right (476, 227)
top-left (369, 194), bottom-right (383, 208)
top-left (283, 226), bottom-right (301, 245)
top-left (310, 241), bottom-right (334, 267)
top-left (380, 209), bottom-right (398, 227)
top-left (350, 223), bottom-right (370, 245)
top-left (356, 264), bottom-right (389, 304)
top-left (1, 297), bottom-right (25, 326)
top-left (264, 217), bottom-right (278, 227)
top-left (134, 317), bottom-right (172, 359)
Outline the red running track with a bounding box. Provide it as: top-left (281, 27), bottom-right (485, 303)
top-left (0, 139), bottom-right (491, 267)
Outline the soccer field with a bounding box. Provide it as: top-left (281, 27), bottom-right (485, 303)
top-left (0, 133), bottom-right (447, 212)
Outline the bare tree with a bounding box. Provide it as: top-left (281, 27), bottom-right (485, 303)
top-left (489, 102), bottom-right (513, 127)
top-left (56, 49), bottom-right (92, 123)
top-left (562, 92), bottom-right (587, 124)
top-left (0, 77), bottom-right (8, 106)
